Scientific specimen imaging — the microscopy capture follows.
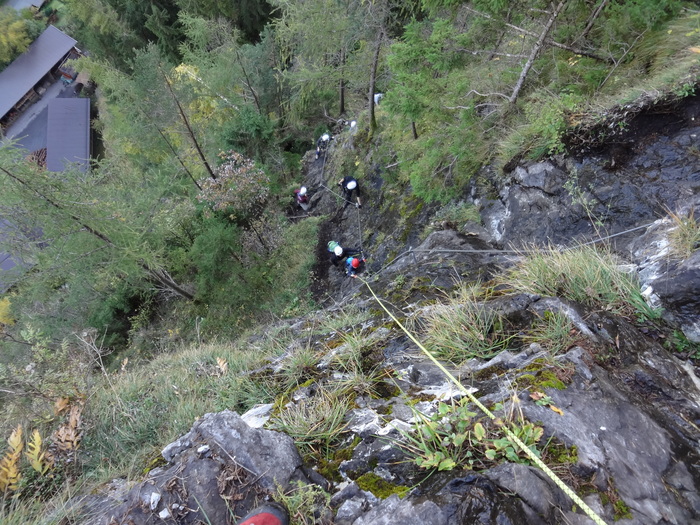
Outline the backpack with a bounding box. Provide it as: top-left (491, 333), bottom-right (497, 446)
top-left (327, 241), bottom-right (340, 253)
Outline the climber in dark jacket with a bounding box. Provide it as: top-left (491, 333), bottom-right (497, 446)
top-left (338, 176), bottom-right (362, 208)
top-left (327, 241), bottom-right (361, 267)
top-left (315, 133), bottom-right (332, 160)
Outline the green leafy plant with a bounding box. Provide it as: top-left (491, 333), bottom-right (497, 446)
top-left (665, 330), bottom-right (700, 359)
top-left (398, 399), bottom-right (544, 472)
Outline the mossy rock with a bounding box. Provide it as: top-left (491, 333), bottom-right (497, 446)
top-left (472, 364), bottom-right (508, 381)
top-left (545, 440), bottom-right (578, 464)
top-left (517, 369), bottom-right (567, 390)
top-left (355, 472), bottom-right (410, 499)
top-left (374, 381), bottom-right (401, 400)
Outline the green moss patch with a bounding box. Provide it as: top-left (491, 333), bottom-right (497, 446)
top-left (355, 472), bottom-right (410, 499)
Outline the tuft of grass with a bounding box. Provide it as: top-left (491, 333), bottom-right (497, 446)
top-left (329, 333), bottom-right (383, 397)
top-left (423, 295), bottom-right (516, 364)
top-left (269, 388), bottom-right (350, 458)
top-left (279, 344), bottom-right (321, 390)
top-left (422, 202), bottom-right (482, 239)
top-left (312, 306), bottom-right (372, 335)
top-left (522, 311), bottom-right (577, 355)
top-left (500, 245), bottom-right (654, 316)
top-left (668, 208), bottom-right (700, 259)
top-left (274, 481), bottom-right (332, 525)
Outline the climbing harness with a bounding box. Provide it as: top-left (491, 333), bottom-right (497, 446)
top-left (358, 276), bottom-right (608, 525)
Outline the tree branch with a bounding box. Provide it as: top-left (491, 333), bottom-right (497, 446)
top-left (509, 1), bottom-right (565, 104)
top-left (464, 5), bottom-right (610, 63)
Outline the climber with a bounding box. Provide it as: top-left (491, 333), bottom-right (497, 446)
top-left (294, 186), bottom-right (310, 211)
top-left (338, 176), bottom-right (362, 208)
top-left (345, 256), bottom-right (365, 278)
top-left (315, 133), bottom-right (332, 160)
top-left (238, 502), bottom-right (289, 525)
top-left (327, 240), bottom-right (361, 267)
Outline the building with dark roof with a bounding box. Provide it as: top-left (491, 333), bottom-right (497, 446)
top-left (47, 98), bottom-right (91, 172)
top-left (0, 25), bottom-right (79, 131)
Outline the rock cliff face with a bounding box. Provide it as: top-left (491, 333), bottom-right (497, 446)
top-left (79, 101), bottom-right (700, 524)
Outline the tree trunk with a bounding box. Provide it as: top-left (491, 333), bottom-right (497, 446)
top-left (509, 2), bottom-right (565, 104)
top-left (464, 5), bottom-right (608, 63)
top-left (487, 7), bottom-right (512, 60)
top-left (236, 49), bottom-right (262, 114)
top-left (576, 0), bottom-right (609, 43)
top-left (153, 123), bottom-right (202, 190)
top-left (368, 29), bottom-right (384, 138)
top-left (411, 121), bottom-right (418, 140)
top-left (339, 48), bottom-right (346, 115)
top-left (160, 68), bottom-right (217, 181)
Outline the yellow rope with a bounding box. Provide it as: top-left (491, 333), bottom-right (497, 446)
top-left (359, 277), bottom-right (608, 525)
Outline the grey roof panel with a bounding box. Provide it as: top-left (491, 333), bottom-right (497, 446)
top-left (47, 98), bottom-right (90, 172)
top-left (0, 25), bottom-right (77, 120)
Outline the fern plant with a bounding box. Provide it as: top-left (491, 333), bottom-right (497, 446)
top-left (0, 426), bottom-right (24, 493)
top-left (25, 430), bottom-right (53, 476)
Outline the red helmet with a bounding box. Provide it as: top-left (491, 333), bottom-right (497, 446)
top-left (351, 258), bottom-right (360, 268)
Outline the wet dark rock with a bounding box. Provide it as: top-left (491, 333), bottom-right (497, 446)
top-left (407, 473), bottom-right (533, 525)
top-left (483, 464), bottom-right (570, 522)
top-left (339, 433), bottom-right (414, 484)
top-left (520, 347), bottom-right (699, 524)
top-left (652, 250), bottom-right (700, 342)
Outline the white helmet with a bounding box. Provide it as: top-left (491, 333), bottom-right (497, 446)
top-left (346, 180), bottom-right (357, 190)
top-left (350, 120), bottom-right (357, 128)
top-left (299, 186), bottom-right (307, 196)
top-left (322, 133), bottom-right (330, 141)
top-left (334, 246), bottom-right (343, 257)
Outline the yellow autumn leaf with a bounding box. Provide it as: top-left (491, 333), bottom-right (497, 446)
top-left (0, 425), bottom-right (24, 492)
top-left (54, 397), bottom-right (70, 416)
top-left (690, 47), bottom-right (700, 54)
top-left (216, 357), bottom-right (228, 376)
top-left (550, 405), bottom-right (564, 416)
top-left (26, 429), bottom-right (52, 474)
top-left (7, 425), bottom-right (23, 455)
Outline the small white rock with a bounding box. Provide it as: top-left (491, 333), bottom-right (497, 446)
top-left (159, 508), bottom-right (172, 519)
top-left (149, 491), bottom-right (161, 510)
top-left (197, 445), bottom-right (210, 455)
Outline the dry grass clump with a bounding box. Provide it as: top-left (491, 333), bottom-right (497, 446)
top-left (668, 208), bottom-right (700, 259)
